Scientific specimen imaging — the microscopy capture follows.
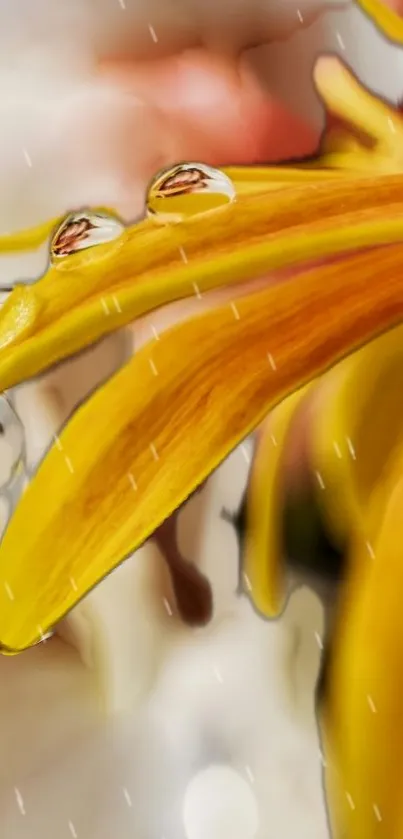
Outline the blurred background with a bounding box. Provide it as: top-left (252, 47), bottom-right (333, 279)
top-left (0, 0), bottom-right (402, 837)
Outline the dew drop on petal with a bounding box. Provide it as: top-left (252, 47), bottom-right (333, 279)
top-left (50, 210), bottom-right (125, 262)
top-left (146, 162), bottom-right (236, 223)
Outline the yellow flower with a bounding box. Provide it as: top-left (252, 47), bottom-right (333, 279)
top-left (0, 3), bottom-right (403, 834)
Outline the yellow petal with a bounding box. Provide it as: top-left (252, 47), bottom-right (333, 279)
top-left (0, 60), bottom-right (399, 390)
top-left (356, 0), bottom-right (403, 45)
top-left (314, 57), bottom-right (403, 153)
top-left (324, 445), bottom-right (403, 839)
top-left (299, 56), bottom-right (403, 175)
top-left (243, 322), bottom-right (403, 623)
top-left (309, 323), bottom-right (403, 547)
top-left (2, 244), bottom-right (403, 651)
top-left (242, 386), bottom-right (311, 619)
top-left (1, 172), bottom-right (403, 392)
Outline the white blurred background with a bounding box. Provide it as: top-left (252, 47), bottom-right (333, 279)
top-left (0, 1), bottom-right (402, 837)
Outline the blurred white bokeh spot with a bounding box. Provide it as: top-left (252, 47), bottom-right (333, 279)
top-left (182, 764), bottom-right (259, 839)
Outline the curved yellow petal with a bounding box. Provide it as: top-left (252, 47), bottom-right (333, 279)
top-left (309, 323), bottom-right (403, 548)
top-left (324, 444), bottom-right (403, 839)
top-left (243, 324), bottom-right (403, 625)
top-left (356, 0), bottom-right (403, 45)
top-left (1, 172), bottom-right (403, 392)
top-left (314, 57), bottom-right (403, 153)
top-left (242, 386), bottom-right (311, 619)
top-left (1, 243), bottom-right (403, 651)
top-left (0, 60), bottom-right (399, 392)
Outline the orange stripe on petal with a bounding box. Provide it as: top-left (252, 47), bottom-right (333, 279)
top-left (2, 243), bottom-right (403, 651)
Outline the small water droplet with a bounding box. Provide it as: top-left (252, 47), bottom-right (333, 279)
top-left (146, 162), bottom-right (236, 223)
top-left (51, 211), bottom-right (125, 261)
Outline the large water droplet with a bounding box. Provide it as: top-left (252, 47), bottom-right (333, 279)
top-left (0, 396), bottom-right (24, 488)
top-left (146, 163), bottom-right (236, 223)
top-left (51, 211), bottom-right (125, 261)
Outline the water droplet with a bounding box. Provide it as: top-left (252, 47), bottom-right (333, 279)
top-left (146, 163), bottom-right (236, 222)
top-left (51, 211), bottom-right (125, 261)
top-left (0, 396), bottom-right (24, 488)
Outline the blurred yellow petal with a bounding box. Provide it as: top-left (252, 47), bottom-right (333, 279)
top-left (2, 244), bottom-right (403, 651)
top-left (314, 57), bottom-right (403, 153)
top-left (324, 444), bottom-right (403, 839)
top-left (357, 0), bottom-right (403, 45)
top-left (242, 386), bottom-right (310, 619)
top-left (306, 57), bottom-right (403, 174)
top-left (241, 324), bottom-right (403, 622)
top-left (309, 323), bottom-right (403, 548)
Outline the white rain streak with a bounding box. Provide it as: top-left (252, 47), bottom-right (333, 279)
top-left (150, 443), bottom-right (159, 461)
top-left (315, 471), bottom-right (325, 490)
top-left (366, 540), bottom-right (375, 559)
top-left (241, 445), bottom-right (251, 464)
top-left (373, 804), bottom-right (382, 822)
top-left (149, 358), bottom-right (158, 376)
top-left (22, 148), bottom-right (32, 167)
top-left (65, 456), bottom-right (74, 473)
top-left (245, 766), bottom-right (255, 783)
top-left (346, 437), bottom-right (356, 460)
top-left (14, 787), bottom-right (25, 815)
top-left (336, 31), bottom-right (346, 50)
top-left (113, 295), bottom-right (122, 313)
top-left (333, 441), bottom-right (342, 459)
top-left (4, 580), bottom-right (14, 600)
top-left (230, 301), bottom-right (240, 320)
top-left (148, 24), bottom-right (158, 42)
top-left (315, 632), bottom-right (323, 650)
top-left (123, 787), bottom-right (132, 807)
top-left (267, 353), bottom-right (277, 370)
top-left (128, 472), bottom-right (138, 491)
top-left (163, 597), bottom-right (173, 616)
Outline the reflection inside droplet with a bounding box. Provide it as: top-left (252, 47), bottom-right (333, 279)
top-left (146, 163), bottom-right (236, 222)
top-left (50, 210), bottom-right (125, 261)
top-left (0, 396), bottom-right (24, 488)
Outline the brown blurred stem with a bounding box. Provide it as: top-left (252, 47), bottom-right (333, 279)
top-left (152, 481), bottom-right (213, 626)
